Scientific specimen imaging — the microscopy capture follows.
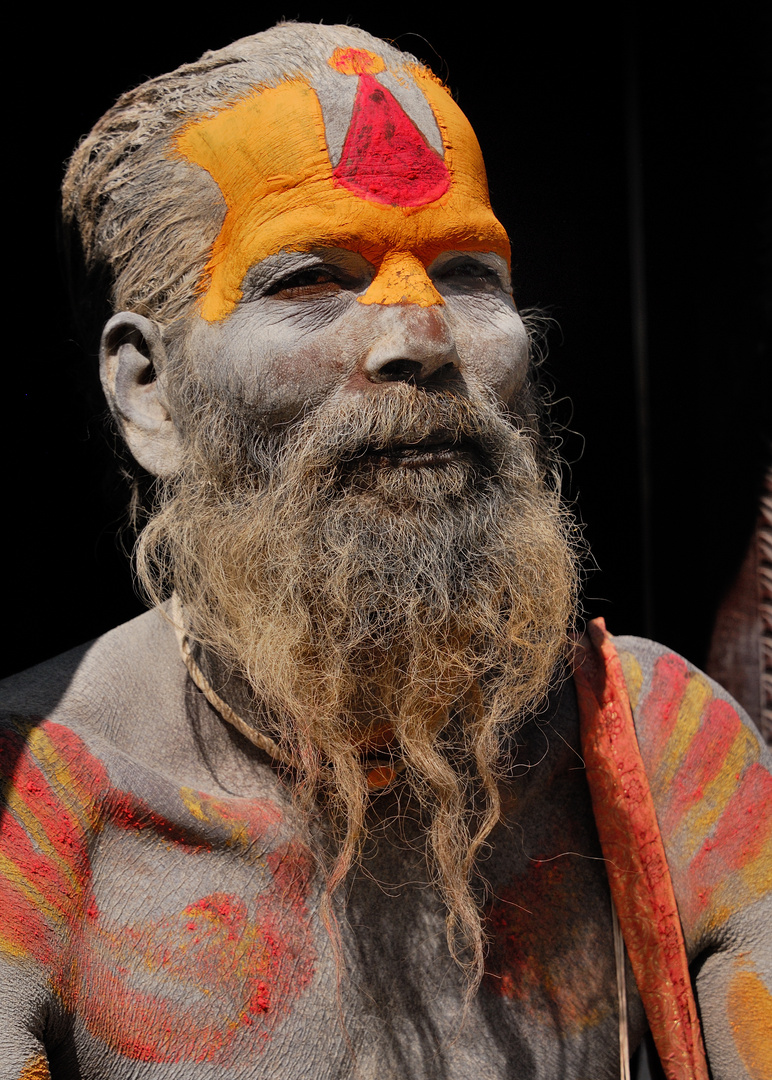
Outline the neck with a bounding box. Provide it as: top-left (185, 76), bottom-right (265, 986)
top-left (172, 598), bottom-right (406, 789)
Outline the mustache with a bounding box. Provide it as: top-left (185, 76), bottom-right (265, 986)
top-left (259, 384), bottom-right (536, 481)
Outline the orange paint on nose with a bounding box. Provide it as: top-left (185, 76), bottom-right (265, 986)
top-left (361, 251), bottom-right (444, 306)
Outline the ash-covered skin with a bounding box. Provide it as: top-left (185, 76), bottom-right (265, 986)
top-left (2, 617), bottom-right (769, 1079)
top-left (0, 614), bottom-right (636, 1079)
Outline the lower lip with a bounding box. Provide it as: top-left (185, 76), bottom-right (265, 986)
top-left (366, 446), bottom-right (473, 469)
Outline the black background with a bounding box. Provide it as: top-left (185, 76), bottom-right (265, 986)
top-left (5, 3), bottom-right (769, 678)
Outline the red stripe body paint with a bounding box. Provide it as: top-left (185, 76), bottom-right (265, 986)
top-left (1, 718), bottom-right (318, 1066)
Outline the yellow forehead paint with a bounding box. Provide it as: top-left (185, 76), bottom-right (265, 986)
top-left (175, 52), bottom-right (509, 321)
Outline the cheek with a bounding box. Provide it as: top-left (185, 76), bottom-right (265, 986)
top-left (187, 315), bottom-right (353, 424)
top-left (450, 303), bottom-right (531, 405)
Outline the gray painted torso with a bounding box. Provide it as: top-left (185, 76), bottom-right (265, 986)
top-left (4, 610), bottom-right (766, 1079)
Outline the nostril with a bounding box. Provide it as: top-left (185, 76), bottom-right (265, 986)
top-left (372, 358), bottom-right (424, 383)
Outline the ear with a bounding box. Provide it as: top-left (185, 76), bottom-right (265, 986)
top-left (100, 312), bottom-right (183, 477)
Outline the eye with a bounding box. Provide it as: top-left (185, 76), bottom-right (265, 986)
top-left (266, 266), bottom-right (350, 298)
top-left (434, 258), bottom-right (504, 289)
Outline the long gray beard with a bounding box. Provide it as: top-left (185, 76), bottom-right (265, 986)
top-left (136, 379), bottom-right (579, 989)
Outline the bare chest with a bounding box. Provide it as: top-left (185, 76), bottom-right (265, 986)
top-left (32, 735), bottom-right (642, 1079)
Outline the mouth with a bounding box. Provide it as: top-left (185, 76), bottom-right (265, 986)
top-left (357, 435), bottom-right (479, 469)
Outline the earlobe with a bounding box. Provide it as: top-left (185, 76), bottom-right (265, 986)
top-left (100, 312), bottom-right (183, 477)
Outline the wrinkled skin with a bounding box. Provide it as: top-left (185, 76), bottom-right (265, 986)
top-left (183, 247), bottom-right (526, 423)
top-left (103, 240), bottom-right (529, 478)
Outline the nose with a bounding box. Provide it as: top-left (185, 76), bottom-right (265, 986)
top-left (361, 305), bottom-right (460, 386)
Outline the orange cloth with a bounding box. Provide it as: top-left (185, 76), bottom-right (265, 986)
top-left (574, 618), bottom-right (709, 1080)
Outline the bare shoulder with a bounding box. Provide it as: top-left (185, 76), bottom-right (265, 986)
top-left (613, 634), bottom-right (768, 744)
top-left (0, 606), bottom-right (282, 799)
top-left (0, 608), bottom-right (183, 740)
top-left (591, 634), bottom-right (771, 1079)
top-left (611, 634), bottom-right (770, 825)
top-left (0, 614), bottom-right (327, 1079)
top-left (613, 634), bottom-right (771, 947)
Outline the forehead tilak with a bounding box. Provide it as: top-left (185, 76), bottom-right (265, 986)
top-left (175, 47), bottom-right (510, 321)
top-left (312, 48), bottom-right (446, 169)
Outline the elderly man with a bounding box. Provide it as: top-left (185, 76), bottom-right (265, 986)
top-left (1, 23), bottom-right (769, 1080)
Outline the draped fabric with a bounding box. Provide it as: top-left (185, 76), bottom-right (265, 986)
top-left (575, 618), bottom-right (709, 1080)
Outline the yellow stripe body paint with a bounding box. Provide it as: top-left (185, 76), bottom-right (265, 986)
top-left (675, 723), bottom-right (760, 855)
top-left (653, 672), bottom-right (713, 792)
top-left (19, 1053), bottom-right (52, 1080)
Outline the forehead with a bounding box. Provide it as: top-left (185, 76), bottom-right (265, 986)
top-left (175, 46), bottom-right (510, 322)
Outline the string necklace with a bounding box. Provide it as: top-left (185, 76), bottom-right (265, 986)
top-left (171, 596), bottom-right (402, 789)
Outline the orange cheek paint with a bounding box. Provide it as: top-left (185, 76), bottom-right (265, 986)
top-left (174, 51), bottom-right (509, 320)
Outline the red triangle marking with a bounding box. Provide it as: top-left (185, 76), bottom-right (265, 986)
top-left (333, 74), bottom-right (450, 207)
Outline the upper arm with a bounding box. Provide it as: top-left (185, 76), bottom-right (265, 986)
top-left (1, 714), bottom-right (103, 1077)
top-left (615, 637), bottom-right (772, 1080)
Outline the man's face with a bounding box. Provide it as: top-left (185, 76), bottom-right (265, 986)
top-left (172, 46), bottom-right (529, 431)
